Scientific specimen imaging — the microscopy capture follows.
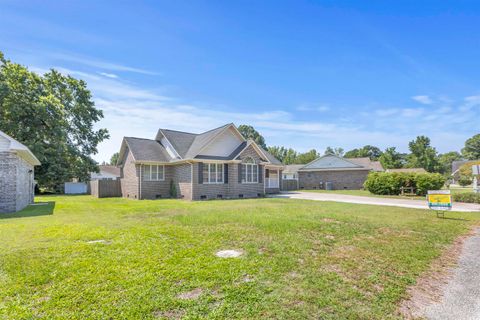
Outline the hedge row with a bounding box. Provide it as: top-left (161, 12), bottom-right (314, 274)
top-left (452, 192), bottom-right (480, 204)
top-left (364, 172), bottom-right (446, 196)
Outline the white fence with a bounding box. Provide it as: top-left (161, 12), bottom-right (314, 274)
top-left (64, 182), bottom-right (87, 194)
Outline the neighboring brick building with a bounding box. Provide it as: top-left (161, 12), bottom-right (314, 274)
top-left (0, 130), bottom-right (41, 213)
top-left (297, 155), bottom-right (383, 190)
top-left (117, 123), bottom-right (283, 200)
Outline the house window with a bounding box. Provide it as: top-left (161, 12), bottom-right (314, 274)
top-left (202, 163), bottom-right (224, 184)
top-left (142, 165), bottom-right (165, 181)
top-left (242, 158), bottom-right (258, 183)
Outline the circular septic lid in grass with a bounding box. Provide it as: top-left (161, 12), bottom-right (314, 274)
top-left (215, 250), bottom-right (243, 258)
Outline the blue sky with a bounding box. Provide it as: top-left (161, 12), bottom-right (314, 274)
top-left (1, 0), bottom-right (479, 162)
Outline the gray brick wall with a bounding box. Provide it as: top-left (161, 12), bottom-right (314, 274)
top-left (0, 152), bottom-right (17, 213)
top-left (118, 143), bottom-right (280, 201)
top-left (139, 165), bottom-right (172, 199)
top-left (120, 150), bottom-right (139, 199)
top-left (15, 156), bottom-right (34, 211)
top-left (172, 163), bottom-right (192, 200)
top-left (191, 145), bottom-right (265, 200)
top-left (0, 151), bottom-right (34, 213)
top-left (298, 170), bottom-right (370, 190)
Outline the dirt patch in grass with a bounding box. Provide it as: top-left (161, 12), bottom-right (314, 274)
top-left (153, 309), bottom-right (184, 319)
top-left (177, 288), bottom-right (203, 300)
top-left (397, 227), bottom-right (477, 319)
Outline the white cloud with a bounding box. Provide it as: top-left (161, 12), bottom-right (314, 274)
top-left (99, 72), bottom-right (118, 79)
top-left (412, 95), bottom-right (433, 105)
top-left (296, 104), bottom-right (330, 112)
top-left (51, 52), bottom-right (159, 75)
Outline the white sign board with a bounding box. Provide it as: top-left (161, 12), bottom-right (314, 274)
top-left (427, 190), bottom-right (452, 211)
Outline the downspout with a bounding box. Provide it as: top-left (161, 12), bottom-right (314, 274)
top-left (186, 160), bottom-right (194, 200)
top-left (263, 166), bottom-right (266, 195)
top-left (139, 164), bottom-right (142, 200)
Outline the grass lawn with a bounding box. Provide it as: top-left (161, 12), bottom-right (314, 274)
top-left (1, 196), bottom-right (479, 319)
top-left (301, 186), bottom-right (476, 200)
top-left (299, 189), bottom-right (425, 199)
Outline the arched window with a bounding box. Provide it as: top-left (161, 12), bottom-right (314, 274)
top-left (242, 157), bottom-right (258, 183)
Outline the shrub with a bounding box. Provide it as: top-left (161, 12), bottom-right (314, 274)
top-left (415, 173), bottom-right (445, 196)
top-left (363, 172), bottom-right (403, 195)
top-left (458, 175), bottom-right (473, 187)
top-left (453, 192), bottom-right (480, 204)
top-left (169, 180), bottom-right (177, 198)
top-left (364, 172), bottom-right (446, 196)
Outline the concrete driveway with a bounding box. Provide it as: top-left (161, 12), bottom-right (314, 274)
top-left (271, 191), bottom-right (480, 212)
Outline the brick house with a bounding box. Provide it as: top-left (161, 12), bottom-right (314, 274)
top-left (116, 123), bottom-right (283, 200)
top-left (0, 130), bottom-right (41, 213)
top-left (297, 154), bottom-right (383, 190)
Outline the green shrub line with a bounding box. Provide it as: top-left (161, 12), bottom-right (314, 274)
top-left (364, 172), bottom-right (445, 196)
top-left (453, 192), bottom-right (480, 204)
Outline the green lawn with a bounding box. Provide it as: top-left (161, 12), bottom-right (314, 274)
top-left (300, 189), bottom-right (425, 199)
top-left (301, 186), bottom-right (475, 200)
top-left (1, 196), bottom-right (478, 319)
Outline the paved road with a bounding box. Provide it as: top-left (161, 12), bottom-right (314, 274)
top-left (423, 228), bottom-right (480, 320)
top-left (271, 191), bottom-right (480, 212)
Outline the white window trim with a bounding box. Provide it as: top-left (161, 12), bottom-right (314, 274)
top-left (242, 163), bottom-right (259, 184)
top-left (143, 164), bottom-right (165, 181)
top-left (203, 163), bottom-right (224, 184)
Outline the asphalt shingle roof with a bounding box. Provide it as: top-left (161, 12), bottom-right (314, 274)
top-left (124, 137), bottom-right (172, 162)
top-left (123, 124), bottom-right (282, 165)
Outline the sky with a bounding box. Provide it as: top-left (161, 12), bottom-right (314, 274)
top-left (1, 0), bottom-right (479, 162)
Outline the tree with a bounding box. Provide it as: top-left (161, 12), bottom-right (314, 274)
top-left (462, 134), bottom-right (480, 160)
top-left (379, 147), bottom-right (403, 169)
top-left (407, 136), bottom-right (439, 172)
top-left (267, 146), bottom-right (298, 164)
top-left (324, 146), bottom-right (344, 157)
top-left (344, 145), bottom-right (383, 160)
top-left (110, 152), bottom-right (120, 165)
top-left (438, 151), bottom-right (462, 175)
top-left (237, 125), bottom-right (267, 149)
top-left (296, 149), bottom-right (320, 164)
top-left (0, 52), bottom-right (109, 191)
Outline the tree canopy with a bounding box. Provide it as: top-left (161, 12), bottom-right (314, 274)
top-left (324, 146), bottom-right (344, 157)
top-left (378, 147), bottom-right (404, 169)
top-left (406, 136), bottom-right (439, 172)
top-left (237, 125), bottom-right (267, 149)
top-left (344, 145), bottom-right (383, 160)
top-left (110, 152), bottom-right (120, 166)
top-left (462, 134), bottom-right (480, 160)
top-left (0, 52), bottom-right (108, 191)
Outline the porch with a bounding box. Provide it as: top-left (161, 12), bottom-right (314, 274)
top-left (265, 167), bottom-right (281, 194)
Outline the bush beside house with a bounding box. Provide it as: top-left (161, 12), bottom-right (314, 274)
top-left (364, 172), bottom-right (445, 196)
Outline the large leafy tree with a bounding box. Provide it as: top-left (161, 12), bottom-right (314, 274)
top-left (344, 145), bottom-right (383, 160)
top-left (379, 147), bottom-right (404, 169)
top-left (462, 134), bottom-right (480, 160)
top-left (110, 152), bottom-right (120, 166)
top-left (406, 136), bottom-right (439, 172)
top-left (324, 146), bottom-right (344, 157)
top-left (0, 52), bottom-right (109, 191)
top-left (237, 125), bottom-right (267, 149)
top-left (438, 151), bottom-right (462, 175)
top-left (266, 146), bottom-right (298, 164)
top-left (296, 149), bottom-right (320, 164)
